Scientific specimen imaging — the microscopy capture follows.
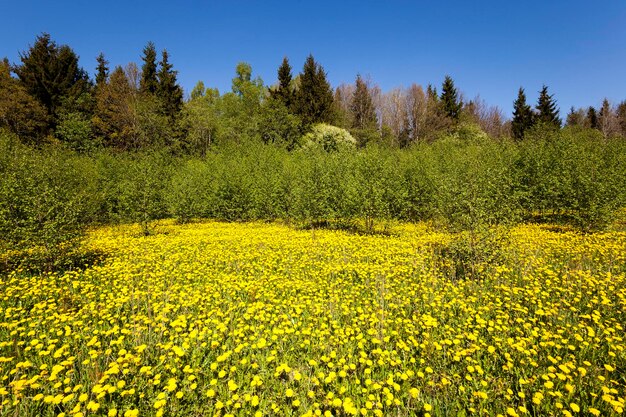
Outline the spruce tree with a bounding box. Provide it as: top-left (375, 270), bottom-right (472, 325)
top-left (440, 75), bottom-right (462, 120)
top-left (586, 106), bottom-right (598, 129)
top-left (294, 54), bottom-right (336, 126)
top-left (426, 84), bottom-right (438, 101)
top-left (14, 33), bottom-right (90, 122)
top-left (350, 74), bottom-right (378, 146)
top-left (511, 87), bottom-right (534, 140)
top-left (350, 74), bottom-right (377, 130)
top-left (140, 41), bottom-right (158, 95)
top-left (535, 85), bottom-right (561, 127)
top-left (93, 66), bottom-right (135, 149)
top-left (565, 107), bottom-right (585, 127)
top-left (95, 53), bottom-right (109, 86)
top-left (156, 49), bottom-right (183, 120)
top-left (270, 57), bottom-right (295, 110)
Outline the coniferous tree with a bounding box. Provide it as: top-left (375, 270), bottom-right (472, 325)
top-left (93, 65), bottom-right (136, 149)
top-left (14, 33), bottom-right (90, 124)
top-left (586, 106), bottom-right (598, 129)
top-left (350, 74), bottom-right (377, 130)
top-left (156, 49), bottom-right (183, 120)
top-left (270, 57), bottom-right (295, 110)
top-left (535, 85), bottom-right (561, 127)
top-left (95, 53), bottom-right (109, 86)
top-left (565, 107), bottom-right (585, 127)
top-left (426, 84), bottom-right (438, 100)
top-left (294, 54), bottom-right (336, 126)
top-left (140, 41), bottom-right (158, 95)
top-left (511, 87), bottom-right (534, 140)
top-left (440, 75), bottom-right (462, 121)
top-left (350, 74), bottom-right (379, 146)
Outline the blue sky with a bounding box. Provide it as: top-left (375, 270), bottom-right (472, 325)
top-left (2, 1), bottom-right (625, 116)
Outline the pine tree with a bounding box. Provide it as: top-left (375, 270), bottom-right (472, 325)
top-left (440, 75), bottom-right (461, 121)
top-left (511, 87), bottom-right (534, 140)
top-left (270, 57), bottom-right (295, 110)
top-left (156, 50), bottom-right (183, 120)
top-left (14, 33), bottom-right (90, 122)
top-left (535, 85), bottom-right (561, 127)
top-left (294, 54), bottom-right (336, 126)
top-left (140, 41), bottom-right (158, 95)
top-left (95, 53), bottom-right (109, 86)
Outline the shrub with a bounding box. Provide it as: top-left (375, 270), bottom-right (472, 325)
top-left (301, 123), bottom-right (356, 152)
top-left (0, 131), bottom-right (99, 271)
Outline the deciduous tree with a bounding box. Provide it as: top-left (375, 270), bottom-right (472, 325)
top-left (0, 59), bottom-right (48, 143)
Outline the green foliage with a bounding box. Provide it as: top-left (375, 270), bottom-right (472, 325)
top-left (301, 123), bottom-right (356, 152)
top-left (0, 132), bottom-right (98, 271)
top-left (156, 49), bottom-right (184, 121)
top-left (1, 124), bottom-right (623, 271)
top-left (95, 52), bottom-right (109, 86)
top-left (115, 151), bottom-right (174, 235)
top-left (294, 55), bottom-right (336, 126)
top-left (270, 57), bottom-right (296, 110)
top-left (440, 75), bottom-right (461, 121)
top-left (140, 41), bottom-right (158, 95)
top-left (14, 33), bottom-right (91, 125)
top-left (431, 136), bottom-right (521, 232)
top-left (511, 87), bottom-right (534, 140)
top-left (55, 112), bottom-right (97, 152)
top-left (0, 61), bottom-right (49, 144)
top-left (519, 126), bottom-right (625, 230)
top-left (535, 85), bottom-right (561, 127)
top-left (257, 98), bottom-right (303, 150)
top-left (435, 227), bottom-right (510, 281)
top-left (168, 159), bottom-right (215, 223)
top-left (179, 84), bottom-right (221, 155)
top-left (350, 74), bottom-right (379, 147)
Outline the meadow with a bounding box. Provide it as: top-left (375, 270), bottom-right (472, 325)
top-left (1, 220), bottom-right (625, 417)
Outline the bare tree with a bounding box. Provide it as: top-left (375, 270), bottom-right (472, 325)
top-left (465, 95), bottom-right (507, 138)
top-left (598, 98), bottom-right (619, 139)
top-left (378, 87), bottom-right (408, 146)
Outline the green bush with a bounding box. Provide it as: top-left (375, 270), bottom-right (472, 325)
top-left (0, 131), bottom-right (99, 271)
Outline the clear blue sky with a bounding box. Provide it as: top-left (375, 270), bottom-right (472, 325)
top-left (2, 1), bottom-right (625, 117)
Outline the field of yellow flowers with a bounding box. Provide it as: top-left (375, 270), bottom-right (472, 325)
top-left (1, 221), bottom-right (625, 417)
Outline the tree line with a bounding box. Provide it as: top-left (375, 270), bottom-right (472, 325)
top-left (2, 34), bottom-right (625, 272)
top-left (3, 33), bottom-right (626, 153)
